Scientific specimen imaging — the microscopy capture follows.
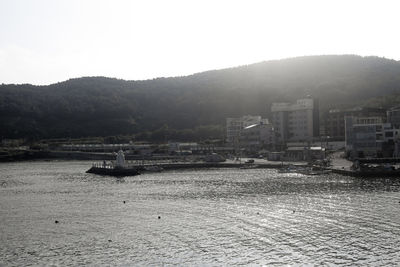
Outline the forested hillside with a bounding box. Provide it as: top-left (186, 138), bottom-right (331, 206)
top-left (1, 55), bottom-right (400, 141)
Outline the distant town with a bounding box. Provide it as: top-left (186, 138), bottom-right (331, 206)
top-left (2, 95), bottom-right (400, 167)
top-left (227, 96), bottom-right (400, 161)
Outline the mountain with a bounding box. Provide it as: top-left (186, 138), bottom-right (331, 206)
top-left (1, 55), bottom-right (400, 141)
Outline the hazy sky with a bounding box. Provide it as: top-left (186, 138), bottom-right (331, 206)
top-left (1, 0), bottom-right (399, 85)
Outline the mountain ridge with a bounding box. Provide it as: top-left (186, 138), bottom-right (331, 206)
top-left (1, 55), bottom-right (400, 140)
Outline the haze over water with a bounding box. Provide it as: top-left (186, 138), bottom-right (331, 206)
top-left (1, 161), bottom-right (400, 266)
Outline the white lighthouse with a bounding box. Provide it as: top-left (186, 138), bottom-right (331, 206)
top-left (116, 150), bottom-right (126, 167)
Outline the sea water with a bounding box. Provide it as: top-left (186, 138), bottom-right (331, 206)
top-left (1, 161), bottom-right (400, 266)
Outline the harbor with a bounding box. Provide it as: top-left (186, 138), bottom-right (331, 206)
top-left (87, 155), bottom-right (307, 177)
top-left (86, 149), bottom-right (400, 178)
top-left (83, 146), bottom-right (400, 178)
top-left (2, 160), bottom-right (400, 266)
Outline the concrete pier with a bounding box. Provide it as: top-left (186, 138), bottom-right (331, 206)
top-left (88, 159), bottom-right (309, 177)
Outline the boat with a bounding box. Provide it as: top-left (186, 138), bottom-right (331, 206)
top-left (335, 162), bottom-right (400, 177)
top-left (86, 165), bottom-right (140, 177)
top-left (86, 150), bottom-right (140, 177)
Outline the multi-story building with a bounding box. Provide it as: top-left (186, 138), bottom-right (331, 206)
top-left (387, 106), bottom-right (400, 128)
top-left (345, 116), bottom-right (400, 158)
top-left (324, 107), bottom-right (386, 140)
top-left (226, 115), bottom-right (268, 144)
top-left (271, 97), bottom-right (319, 145)
top-left (240, 122), bottom-right (274, 151)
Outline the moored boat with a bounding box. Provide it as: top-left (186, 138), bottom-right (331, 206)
top-left (86, 166), bottom-right (140, 177)
top-left (86, 150), bottom-right (140, 177)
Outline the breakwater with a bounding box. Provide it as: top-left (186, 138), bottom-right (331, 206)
top-left (144, 162), bottom-right (288, 170)
top-left (92, 161), bottom-right (306, 172)
top-left (87, 161), bottom-right (307, 177)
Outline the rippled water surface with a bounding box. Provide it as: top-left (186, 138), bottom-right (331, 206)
top-left (1, 161), bottom-right (400, 266)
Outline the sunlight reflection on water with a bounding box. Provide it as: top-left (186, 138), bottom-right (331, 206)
top-left (1, 161), bottom-right (400, 266)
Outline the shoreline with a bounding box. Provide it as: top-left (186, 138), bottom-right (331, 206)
top-left (3, 153), bottom-right (400, 178)
top-left (0, 150), bottom-right (179, 162)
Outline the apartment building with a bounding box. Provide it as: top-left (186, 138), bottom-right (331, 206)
top-left (345, 116), bottom-right (400, 158)
top-left (271, 97), bottom-right (319, 145)
top-left (324, 107), bottom-right (386, 140)
top-left (226, 115), bottom-right (268, 144)
top-left (240, 122), bottom-right (274, 151)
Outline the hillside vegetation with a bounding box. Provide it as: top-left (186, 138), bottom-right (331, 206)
top-left (1, 55), bottom-right (400, 141)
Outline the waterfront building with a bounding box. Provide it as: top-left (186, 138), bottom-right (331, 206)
top-left (226, 115), bottom-right (268, 144)
top-left (387, 106), bottom-right (400, 128)
top-left (324, 107), bottom-right (386, 140)
top-left (168, 142), bottom-right (198, 154)
top-left (271, 97), bottom-right (319, 145)
top-left (240, 122), bottom-right (274, 152)
top-left (60, 143), bottom-right (153, 155)
top-left (345, 116), bottom-right (400, 158)
top-left (168, 142), bottom-right (235, 155)
top-left (1, 138), bottom-right (25, 147)
top-left (284, 146), bottom-right (325, 161)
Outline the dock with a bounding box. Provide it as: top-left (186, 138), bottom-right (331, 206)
top-left (87, 159), bottom-right (308, 177)
top-left (140, 161), bottom-right (288, 170)
top-left (330, 168), bottom-right (400, 177)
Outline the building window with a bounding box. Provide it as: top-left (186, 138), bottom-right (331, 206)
top-left (385, 132), bottom-right (394, 137)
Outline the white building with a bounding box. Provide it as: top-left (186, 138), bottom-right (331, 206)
top-left (271, 97), bottom-right (319, 145)
top-left (240, 123), bottom-right (274, 151)
top-left (226, 115), bottom-right (268, 144)
top-left (345, 116), bottom-right (400, 158)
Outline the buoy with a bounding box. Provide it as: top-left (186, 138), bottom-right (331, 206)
top-left (55, 220), bottom-right (59, 224)
top-left (293, 210), bottom-right (295, 213)
top-left (256, 212), bottom-right (259, 215)
top-left (123, 201), bottom-right (126, 204)
top-left (158, 216), bottom-right (161, 219)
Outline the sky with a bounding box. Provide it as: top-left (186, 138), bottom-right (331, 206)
top-left (1, 0), bottom-right (400, 85)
